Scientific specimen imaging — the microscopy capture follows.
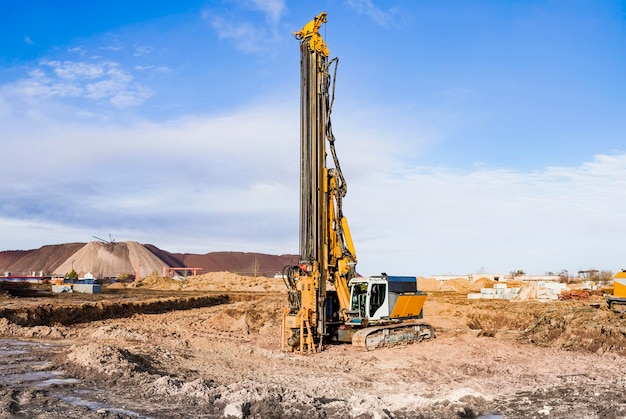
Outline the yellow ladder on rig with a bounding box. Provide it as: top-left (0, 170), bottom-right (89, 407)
top-left (281, 307), bottom-right (318, 354)
top-left (298, 310), bottom-right (317, 354)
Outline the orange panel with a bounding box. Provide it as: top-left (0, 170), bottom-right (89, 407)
top-left (390, 294), bottom-right (427, 318)
top-left (615, 277), bottom-right (626, 298)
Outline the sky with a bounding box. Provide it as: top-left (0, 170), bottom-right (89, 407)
top-left (1, 0), bottom-right (625, 277)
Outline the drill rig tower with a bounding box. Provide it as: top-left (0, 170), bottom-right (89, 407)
top-left (282, 13), bottom-right (432, 354)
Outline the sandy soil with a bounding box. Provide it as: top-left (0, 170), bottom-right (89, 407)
top-left (1, 274), bottom-right (625, 418)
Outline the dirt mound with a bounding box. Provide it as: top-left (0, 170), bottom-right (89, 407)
top-left (419, 277), bottom-right (497, 293)
top-left (129, 275), bottom-right (183, 290)
top-left (470, 277), bottom-right (495, 292)
top-left (464, 298), bottom-right (626, 355)
top-left (183, 272), bottom-right (285, 292)
top-left (1, 242), bottom-right (299, 282)
top-left (66, 342), bottom-right (146, 377)
top-left (55, 241), bottom-right (168, 278)
top-left (418, 277), bottom-right (441, 291)
top-left (440, 278), bottom-right (472, 292)
top-left (131, 272), bottom-right (286, 293)
top-left (0, 250), bottom-right (29, 272)
top-left (175, 252), bottom-right (298, 277)
top-left (0, 243), bottom-right (85, 275)
top-left (520, 304), bottom-right (626, 354)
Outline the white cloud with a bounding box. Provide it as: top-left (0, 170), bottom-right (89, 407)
top-left (202, 0), bottom-right (285, 53)
top-left (46, 60), bottom-right (105, 80)
top-left (0, 97), bottom-right (303, 253)
top-left (134, 65), bottom-right (172, 73)
top-left (1, 75), bottom-right (625, 275)
top-left (102, 45), bottom-right (124, 52)
top-left (205, 13), bottom-right (261, 53)
top-left (109, 86), bottom-right (152, 108)
top-left (249, 0), bottom-right (285, 23)
top-left (346, 155), bottom-right (626, 276)
top-left (84, 66), bottom-right (131, 98)
top-left (24, 36), bottom-right (34, 45)
top-left (133, 45), bottom-right (154, 57)
top-left (67, 46), bottom-right (85, 54)
top-left (2, 60), bottom-right (152, 108)
top-left (0, 218), bottom-right (95, 251)
top-left (345, 0), bottom-right (400, 27)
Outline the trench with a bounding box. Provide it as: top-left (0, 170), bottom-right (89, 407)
top-left (0, 295), bottom-right (230, 327)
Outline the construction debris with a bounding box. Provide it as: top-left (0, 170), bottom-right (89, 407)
top-left (468, 283), bottom-right (521, 300)
top-left (558, 289), bottom-right (604, 300)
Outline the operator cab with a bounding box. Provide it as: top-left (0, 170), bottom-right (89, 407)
top-left (348, 276), bottom-right (388, 320)
top-left (347, 274), bottom-right (425, 323)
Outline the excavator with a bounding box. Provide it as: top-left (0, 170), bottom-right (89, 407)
top-left (281, 13), bottom-right (434, 353)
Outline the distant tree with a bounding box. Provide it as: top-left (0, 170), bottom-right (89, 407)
top-left (510, 269), bottom-right (525, 278)
top-left (592, 270), bottom-right (613, 282)
top-left (578, 269), bottom-right (599, 280)
top-left (65, 269), bottom-right (78, 280)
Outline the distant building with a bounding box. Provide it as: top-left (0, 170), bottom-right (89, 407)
top-left (515, 275), bottom-right (561, 282)
top-left (430, 275), bottom-right (471, 282)
top-left (430, 273), bottom-right (506, 282)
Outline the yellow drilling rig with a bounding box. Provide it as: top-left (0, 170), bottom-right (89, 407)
top-left (281, 13), bottom-right (435, 353)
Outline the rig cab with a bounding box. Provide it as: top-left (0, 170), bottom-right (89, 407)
top-left (347, 275), bottom-right (427, 322)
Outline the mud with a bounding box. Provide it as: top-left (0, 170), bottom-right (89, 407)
top-left (1, 282), bottom-right (626, 418)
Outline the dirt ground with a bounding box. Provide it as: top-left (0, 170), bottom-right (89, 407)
top-left (1, 274), bottom-right (626, 418)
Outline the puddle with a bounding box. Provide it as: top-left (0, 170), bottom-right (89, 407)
top-left (0, 341), bottom-right (38, 359)
top-left (0, 370), bottom-right (64, 385)
top-left (52, 393), bottom-right (153, 418)
top-left (35, 377), bottom-right (82, 388)
top-left (0, 338), bottom-right (149, 417)
top-left (0, 349), bottom-right (30, 355)
top-left (0, 360), bottom-right (48, 371)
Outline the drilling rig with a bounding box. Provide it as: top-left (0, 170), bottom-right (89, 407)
top-left (282, 13), bottom-right (434, 353)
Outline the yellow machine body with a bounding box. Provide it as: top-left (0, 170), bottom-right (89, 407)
top-left (390, 295), bottom-right (428, 318)
top-left (614, 271), bottom-right (626, 298)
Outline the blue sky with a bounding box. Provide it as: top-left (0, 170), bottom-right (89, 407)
top-left (1, 0), bottom-right (625, 276)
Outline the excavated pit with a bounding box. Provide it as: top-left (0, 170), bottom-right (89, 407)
top-left (0, 294), bottom-right (230, 327)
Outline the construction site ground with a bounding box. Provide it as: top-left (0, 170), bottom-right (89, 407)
top-left (1, 274), bottom-right (626, 418)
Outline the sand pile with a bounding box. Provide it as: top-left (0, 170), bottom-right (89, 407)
top-left (440, 278), bottom-right (472, 292)
top-left (55, 241), bottom-right (168, 278)
top-left (419, 277), bottom-right (480, 293)
top-left (128, 276), bottom-right (182, 290)
top-left (470, 277), bottom-right (496, 292)
top-left (186, 272), bottom-right (285, 292)
top-left (128, 272), bottom-right (286, 293)
top-left (0, 243), bottom-right (85, 275)
top-left (417, 277), bottom-right (441, 291)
